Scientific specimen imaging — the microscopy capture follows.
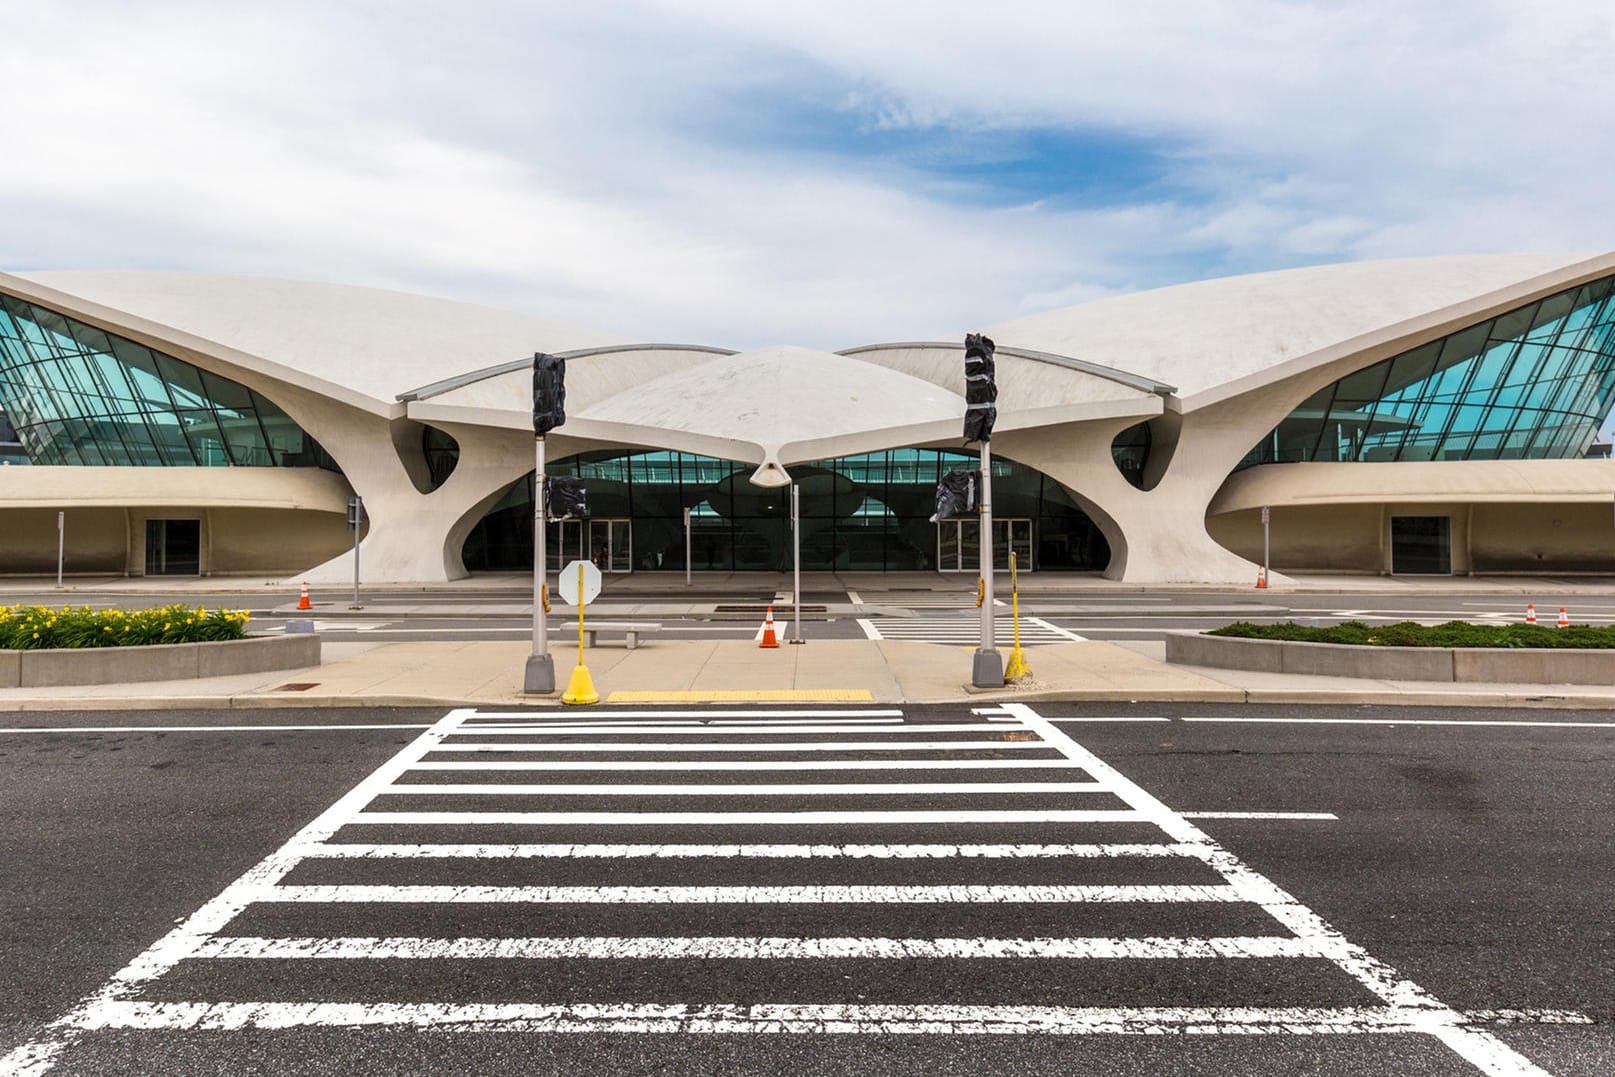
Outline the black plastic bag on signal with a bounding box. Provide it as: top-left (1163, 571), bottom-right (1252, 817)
top-left (963, 332), bottom-right (997, 443)
top-left (546, 476), bottom-right (588, 520)
top-left (929, 470), bottom-right (976, 523)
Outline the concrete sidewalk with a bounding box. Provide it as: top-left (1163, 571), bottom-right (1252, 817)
top-left (3, 636), bottom-right (1614, 713)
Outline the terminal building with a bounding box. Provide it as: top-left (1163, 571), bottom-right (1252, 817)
top-left (1, 252), bottom-right (1613, 584)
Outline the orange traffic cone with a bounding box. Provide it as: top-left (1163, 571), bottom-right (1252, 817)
top-left (1525, 603), bottom-right (1537, 624)
top-left (297, 581), bottom-right (312, 611)
top-left (758, 606), bottom-right (780, 648)
top-left (1255, 565), bottom-right (1268, 590)
top-left (1557, 606), bottom-right (1570, 628)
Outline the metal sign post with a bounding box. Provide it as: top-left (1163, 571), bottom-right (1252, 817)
top-left (56, 511), bottom-right (64, 589)
top-left (1262, 504), bottom-right (1271, 587)
top-left (790, 483), bottom-right (804, 644)
top-left (525, 436), bottom-right (555, 693)
top-left (347, 495), bottom-right (363, 609)
top-left (972, 439), bottom-right (1003, 687)
top-left (684, 506), bottom-right (692, 586)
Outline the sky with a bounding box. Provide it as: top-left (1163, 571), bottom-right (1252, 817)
top-left (2, 0), bottom-right (1614, 354)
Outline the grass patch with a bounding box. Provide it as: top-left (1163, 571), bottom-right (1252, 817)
top-left (0, 604), bottom-right (250, 650)
top-left (1207, 620), bottom-right (1615, 649)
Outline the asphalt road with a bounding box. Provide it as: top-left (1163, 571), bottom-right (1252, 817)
top-left (1, 702), bottom-right (1611, 1074)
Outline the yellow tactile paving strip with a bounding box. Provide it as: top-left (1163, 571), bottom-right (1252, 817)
top-left (606, 689), bottom-right (876, 703)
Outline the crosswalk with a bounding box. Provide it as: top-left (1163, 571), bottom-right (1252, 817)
top-left (2, 704), bottom-right (1563, 1074)
top-left (859, 615), bottom-right (1086, 644)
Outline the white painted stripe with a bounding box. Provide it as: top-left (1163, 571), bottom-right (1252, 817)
top-left (71, 1001), bottom-right (1588, 1035)
top-left (845, 590), bottom-right (863, 605)
top-left (855, 618), bottom-right (881, 640)
top-left (446, 723), bottom-right (1034, 737)
top-left (305, 842), bottom-right (1198, 860)
top-left (1026, 617), bottom-right (1087, 642)
top-left (259, 883), bottom-right (1238, 904)
top-left (461, 710), bottom-right (904, 720)
top-left (0, 724), bottom-right (434, 734)
top-left (381, 781), bottom-right (1105, 796)
top-left (0, 706), bottom-right (479, 1077)
top-left (1047, 717), bottom-right (1171, 724)
top-left (460, 718), bottom-right (904, 729)
top-left (1182, 716), bottom-right (1615, 729)
top-left (192, 935), bottom-right (1323, 961)
top-left (406, 758), bottom-right (1088, 772)
top-left (350, 809), bottom-right (1145, 825)
top-left (1179, 812), bottom-right (1338, 821)
top-left (427, 739), bottom-right (1051, 753)
top-left (1004, 703), bottom-right (1554, 1077)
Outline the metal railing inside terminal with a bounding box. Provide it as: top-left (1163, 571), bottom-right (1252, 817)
top-left (1240, 275), bottom-right (1615, 468)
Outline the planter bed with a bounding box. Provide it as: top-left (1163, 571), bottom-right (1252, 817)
top-left (0, 633), bottom-right (320, 688)
top-left (1165, 631), bottom-right (1615, 684)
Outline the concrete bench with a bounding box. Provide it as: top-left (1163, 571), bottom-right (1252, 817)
top-left (581, 622), bottom-right (663, 650)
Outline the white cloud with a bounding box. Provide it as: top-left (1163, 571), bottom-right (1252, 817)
top-left (1, 0), bottom-right (1612, 351)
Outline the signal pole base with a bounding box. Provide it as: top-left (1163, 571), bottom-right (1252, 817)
top-left (523, 654), bottom-right (556, 694)
top-left (971, 648), bottom-right (1005, 689)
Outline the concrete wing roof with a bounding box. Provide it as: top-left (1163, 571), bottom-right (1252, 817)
top-left (577, 345), bottom-right (963, 468)
top-left (9, 271), bottom-right (629, 406)
top-left (981, 253), bottom-right (1603, 401)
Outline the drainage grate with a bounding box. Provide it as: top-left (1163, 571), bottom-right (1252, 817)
top-left (272, 682), bottom-right (320, 692)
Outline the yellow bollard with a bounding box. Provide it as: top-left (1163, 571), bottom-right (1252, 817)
top-left (562, 561), bottom-right (599, 705)
top-left (1004, 552), bottom-right (1031, 682)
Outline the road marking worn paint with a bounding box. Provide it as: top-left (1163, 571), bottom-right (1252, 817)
top-left (379, 781), bottom-right (1107, 796)
top-left (348, 809), bottom-right (1148, 826)
top-left (1179, 812), bottom-right (1338, 821)
top-left (1182, 717), bottom-right (1615, 729)
top-left (303, 842), bottom-right (1199, 859)
top-left (257, 883), bottom-right (1241, 904)
top-left (191, 935), bottom-right (1327, 960)
top-left (1026, 617), bottom-right (1087, 642)
top-left (70, 1001), bottom-right (1589, 1035)
top-left (0, 724), bottom-right (434, 734)
top-left (409, 758), bottom-right (1090, 771)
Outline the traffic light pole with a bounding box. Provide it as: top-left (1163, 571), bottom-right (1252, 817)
top-left (524, 434), bottom-right (555, 693)
top-left (972, 439), bottom-right (1004, 687)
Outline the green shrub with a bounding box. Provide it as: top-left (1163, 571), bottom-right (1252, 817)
top-left (0, 604), bottom-right (251, 650)
top-left (1207, 620), bottom-right (1615, 649)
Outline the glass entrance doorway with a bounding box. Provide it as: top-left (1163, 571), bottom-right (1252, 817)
top-left (936, 518), bottom-right (1033, 572)
top-left (144, 518), bottom-right (200, 575)
top-left (1390, 515), bottom-right (1451, 574)
top-left (547, 519), bottom-right (632, 573)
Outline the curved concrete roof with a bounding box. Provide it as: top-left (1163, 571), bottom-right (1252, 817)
top-left (981, 253), bottom-right (1606, 401)
top-left (7, 271), bottom-right (629, 405)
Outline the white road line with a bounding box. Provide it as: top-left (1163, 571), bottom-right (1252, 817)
top-left (1047, 717), bottom-right (1171, 724)
top-left (856, 618), bottom-right (881, 640)
top-left (1182, 717), bottom-right (1615, 729)
top-left (191, 935), bottom-right (1325, 961)
top-left (381, 781), bottom-right (1107, 796)
top-left (257, 883), bottom-right (1239, 904)
top-left (1026, 617), bottom-right (1087, 642)
top-left (461, 710), bottom-right (905, 720)
top-left (845, 590), bottom-right (863, 605)
top-left (407, 758), bottom-right (1088, 772)
top-left (426, 739), bottom-right (1051, 753)
top-left (69, 1001), bottom-right (1589, 1035)
top-left (0, 706), bottom-right (477, 1077)
top-left (1179, 812), bottom-right (1338, 821)
top-left (349, 809), bottom-right (1146, 825)
top-left (458, 718), bottom-right (905, 729)
top-left (1004, 702), bottom-right (1553, 1077)
top-left (0, 724), bottom-right (434, 734)
top-left (446, 723), bottom-right (1035, 737)
top-left (304, 842), bottom-right (1198, 859)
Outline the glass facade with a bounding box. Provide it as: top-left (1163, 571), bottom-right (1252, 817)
top-left (462, 448), bottom-right (1111, 572)
top-left (0, 294), bottom-right (338, 469)
top-left (1240, 275), bottom-right (1615, 468)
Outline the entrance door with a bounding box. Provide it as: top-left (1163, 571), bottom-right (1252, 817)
top-left (144, 519), bottom-right (201, 576)
top-left (936, 518), bottom-right (1033, 572)
top-left (589, 518), bottom-right (633, 573)
top-left (1390, 515), bottom-right (1451, 574)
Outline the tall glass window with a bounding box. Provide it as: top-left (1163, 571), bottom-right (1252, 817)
top-left (461, 449), bottom-right (1110, 572)
top-left (0, 293), bottom-right (339, 469)
top-left (1240, 276), bottom-right (1615, 468)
